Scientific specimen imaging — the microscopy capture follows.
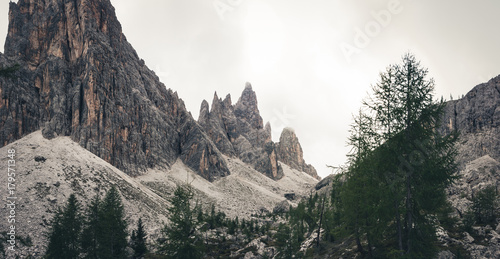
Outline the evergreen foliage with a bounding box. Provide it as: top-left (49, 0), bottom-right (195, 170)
top-left (45, 194), bottom-right (83, 259)
top-left (99, 186), bottom-right (129, 258)
top-left (131, 218), bottom-right (148, 259)
top-left (338, 52), bottom-right (458, 258)
top-left (0, 64), bottom-right (20, 78)
top-left (81, 195), bottom-right (101, 259)
top-left (159, 184), bottom-right (204, 259)
top-left (45, 187), bottom-right (128, 259)
top-left (274, 223), bottom-right (300, 259)
top-left (470, 186), bottom-right (499, 225)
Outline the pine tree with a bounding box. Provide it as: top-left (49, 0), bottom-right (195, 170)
top-left (81, 195), bottom-right (101, 259)
top-left (159, 184), bottom-right (204, 258)
top-left (45, 194), bottom-right (83, 259)
top-left (0, 64), bottom-right (20, 78)
top-left (98, 186), bottom-right (129, 258)
top-left (131, 218), bottom-right (148, 259)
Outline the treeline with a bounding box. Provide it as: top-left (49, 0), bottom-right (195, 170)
top-left (44, 187), bottom-right (145, 259)
top-left (43, 184), bottom-right (274, 259)
top-left (267, 52), bottom-right (459, 258)
top-left (157, 184), bottom-right (274, 258)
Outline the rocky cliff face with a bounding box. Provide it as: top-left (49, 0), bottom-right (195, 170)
top-left (277, 128), bottom-right (320, 180)
top-left (198, 83), bottom-right (284, 180)
top-left (438, 75), bottom-right (500, 258)
top-left (198, 83), bottom-right (319, 180)
top-left (0, 0), bottom-right (229, 180)
top-left (440, 75), bottom-right (500, 168)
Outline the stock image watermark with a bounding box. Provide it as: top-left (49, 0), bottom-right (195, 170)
top-left (213, 0), bottom-right (245, 20)
top-left (339, 0), bottom-right (404, 63)
top-left (6, 148), bottom-right (17, 251)
top-left (269, 106), bottom-right (296, 137)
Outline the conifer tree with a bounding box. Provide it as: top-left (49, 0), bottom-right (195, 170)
top-left (471, 186), bottom-right (499, 225)
top-left (341, 53), bottom-right (458, 257)
top-left (131, 218), bottom-right (148, 259)
top-left (45, 194), bottom-right (83, 259)
top-left (81, 195), bottom-right (101, 259)
top-left (0, 64), bottom-right (20, 78)
top-left (98, 186), bottom-right (129, 258)
top-left (274, 223), bottom-right (300, 259)
top-left (159, 184), bottom-right (204, 258)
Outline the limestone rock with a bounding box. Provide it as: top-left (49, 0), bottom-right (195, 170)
top-left (234, 82), bottom-right (264, 130)
top-left (198, 84), bottom-right (283, 180)
top-left (440, 75), bottom-right (500, 168)
top-left (277, 128), bottom-right (320, 180)
top-left (0, 0), bottom-right (229, 180)
top-left (273, 200), bottom-right (290, 214)
top-left (439, 75), bottom-right (500, 257)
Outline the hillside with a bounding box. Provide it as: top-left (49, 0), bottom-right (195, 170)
top-left (0, 130), bottom-right (317, 257)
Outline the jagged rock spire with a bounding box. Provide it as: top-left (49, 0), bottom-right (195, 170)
top-left (235, 82), bottom-right (264, 130)
top-left (277, 127), bottom-right (320, 180)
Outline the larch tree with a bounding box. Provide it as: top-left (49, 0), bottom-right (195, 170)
top-left (341, 53), bottom-right (458, 258)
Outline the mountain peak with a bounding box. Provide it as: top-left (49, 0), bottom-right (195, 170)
top-left (235, 82), bottom-right (263, 129)
top-left (277, 127), bottom-right (320, 180)
top-left (0, 0), bottom-right (230, 180)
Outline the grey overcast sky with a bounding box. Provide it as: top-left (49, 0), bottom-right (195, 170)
top-left (1, 0), bottom-right (500, 178)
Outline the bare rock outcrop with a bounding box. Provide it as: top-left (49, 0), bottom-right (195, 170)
top-left (198, 84), bottom-right (283, 179)
top-left (440, 75), bottom-right (500, 168)
top-left (277, 128), bottom-right (320, 180)
top-left (438, 75), bottom-right (500, 257)
top-left (0, 0), bottom-right (229, 180)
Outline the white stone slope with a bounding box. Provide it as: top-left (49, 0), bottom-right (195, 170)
top-left (0, 131), bottom-right (318, 257)
top-left (447, 155), bottom-right (500, 218)
top-left (0, 131), bottom-right (169, 257)
top-left (138, 156), bottom-right (318, 219)
top-left (442, 155), bottom-right (500, 258)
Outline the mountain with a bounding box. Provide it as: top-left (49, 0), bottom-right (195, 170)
top-left (0, 130), bottom-right (318, 257)
top-left (0, 0), bottom-right (320, 256)
top-left (440, 75), bottom-right (500, 168)
top-left (439, 75), bottom-right (500, 219)
top-left (436, 76), bottom-right (500, 258)
top-left (198, 83), bottom-right (320, 180)
top-left (0, 0), bottom-right (319, 183)
top-left (0, 0), bottom-right (229, 181)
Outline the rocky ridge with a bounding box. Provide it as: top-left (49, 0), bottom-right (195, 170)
top-left (440, 75), bottom-right (500, 168)
top-left (437, 75), bottom-right (500, 258)
top-left (198, 83), bottom-right (320, 180)
top-left (0, 0), bottom-right (229, 180)
top-left (277, 127), bottom-right (319, 180)
top-left (0, 0), bottom-right (319, 182)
